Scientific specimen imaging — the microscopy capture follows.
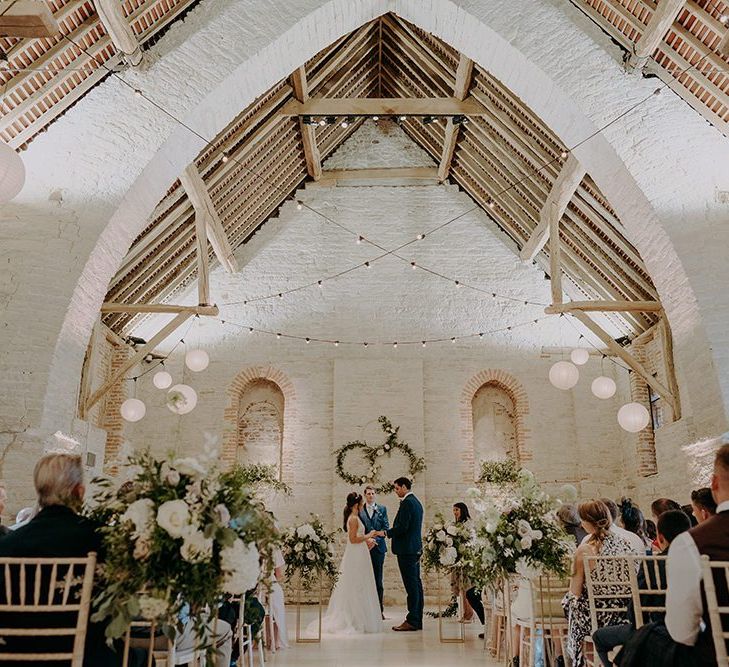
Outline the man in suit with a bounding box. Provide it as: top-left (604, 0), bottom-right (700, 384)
top-left (384, 476), bottom-right (424, 632)
top-left (360, 484), bottom-right (389, 617)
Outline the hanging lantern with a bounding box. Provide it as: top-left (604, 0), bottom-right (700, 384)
top-left (185, 349), bottom-right (209, 372)
top-left (591, 376), bottom-right (617, 399)
top-left (0, 142), bottom-right (25, 203)
top-left (570, 348), bottom-right (590, 365)
top-left (549, 361), bottom-right (579, 390)
top-left (166, 384), bottom-right (198, 415)
top-left (617, 402), bottom-right (650, 433)
top-left (120, 398), bottom-right (146, 422)
top-left (153, 370), bottom-right (172, 389)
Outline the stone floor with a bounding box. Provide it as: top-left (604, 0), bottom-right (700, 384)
top-left (264, 608), bottom-right (502, 666)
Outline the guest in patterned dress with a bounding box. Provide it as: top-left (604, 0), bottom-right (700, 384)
top-left (562, 500), bottom-right (633, 666)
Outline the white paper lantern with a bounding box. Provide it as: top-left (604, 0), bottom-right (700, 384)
top-left (185, 349), bottom-right (209, 372)
top-left (153, 370), bottom-right (172, 389)
top-left (0, 142), bottom-right (25, 203)
top-left (591, 376), bottom-right (617, 399)
top-left (570, 348), bottom-right (590, 365)
top-left (549, 361), bottom-right (579, 390)
top-left (120, 398), bottom-right (146, 422)
top-left (166, 384), bottom-right (198, 415)
top-left (618, 402), bottom-right (650, 433)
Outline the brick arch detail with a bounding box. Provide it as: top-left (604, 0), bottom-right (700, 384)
top-left (222, 366), bottom-right (296, 480)
top-left (460, 370), bottom-right (531, 480)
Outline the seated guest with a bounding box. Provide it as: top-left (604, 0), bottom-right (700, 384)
top-left (0, 485), bottom-right (8, 535)
top-left (681, 504), bottom-right (699, 528)
top-left (645, 519), bottom-right (657, 545)
top-left (558, 503), bottom-right (588, 545)
top-left (665, 438), bottom-right (729, 666)
top-left (592, 509), bottom-right (691, 666)
top-left (582, 498), bottom-right (645, 555)
top-left (650, 498), bottom-right (682, 524)
top-left (690, 487), bottom-right (716, 524)
top-left (562, 500), bottom-right (634, 667)
top-left (619, 498), bottom-right (652, 553)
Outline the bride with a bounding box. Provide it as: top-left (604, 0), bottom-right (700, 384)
top-left (320, 492), bottom-right (384, 634)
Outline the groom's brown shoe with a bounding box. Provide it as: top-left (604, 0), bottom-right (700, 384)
top-left (392, 622), bottom-right (418, 631)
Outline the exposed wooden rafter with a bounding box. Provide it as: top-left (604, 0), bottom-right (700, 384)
top-left (280, 97), bottom-right (487, 117)
top-left (0, 0), bottom-right (58, 37)
top-left (545, 300), bottom-right (663, 314)
top-left (626, 0), bottom-right (686, 71)
top-left (291, 66), bottom-right (322, 181)
top-left (93, 0), bottom-right (143, 67)
top-left (317, 167), bottom-right (439, 187)
top-left (520, 154), bottom-right (586, 261)
top-left (101, 303), bottom-right (219, 315)
top-left (438, 54), bottom-right (473, 182)
top-left (179, 164), bottom-right (239, 275)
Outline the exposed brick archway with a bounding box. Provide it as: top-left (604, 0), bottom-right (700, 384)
top-left (222, 366), bottom-right (296, 480)
top-left (460, 369), bottom-right (531, 480)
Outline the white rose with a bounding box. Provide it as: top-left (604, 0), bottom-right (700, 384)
top-left (214, 503), bottom-right (231, 526)
top-left (376, 449), bottom-right (384, 457)
top-left (531, 529), bottom-right (543, 541)
top-left (156, 499), bottom-right (190, 538)
top-left (445, 537), bottom-right (453, 546)
top-left (436, 530), bottom-right (446, 541)
top-left (439, 546), bottom-right (458, 567)
top-left (180, 528), bottom-right (213, 563)
top-left (486, 522), bottom-right (497, 534)
top-left (306, 550), bottom-right (316, 561)
top-left (294, 542), bottom-right (304, 552)
top-left (520, 536), bottom-right (533, 550)
top-left (172, 457), bottom-right (207, 477)
top-left (121, 498), bottom-right (155, 536)
top-left (165, 469), bottom-right (180, 486)
top-left (138, 595), bottom-right (169, 620)
top-left (384, 444), bottom-right (391, 451)
top-left (221, 540), bottom-right (260, 593)
top-left (311, 533), bottom-right (320, 543)
top-left (133, 537), bottom-right (151, 560)
top-left (517, 519), bottom-right (532, 538)
top-left (446, 525), bottom-right (458, 536)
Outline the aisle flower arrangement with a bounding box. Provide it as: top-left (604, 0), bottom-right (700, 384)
top-left (87, 446), bottom-right (280, 652)
top-left (468, 468), bottom-right (572, 589)
top-left (423, 513), bottom-right (475, 573)
top-left (282, 515), bottom-right (338, 589)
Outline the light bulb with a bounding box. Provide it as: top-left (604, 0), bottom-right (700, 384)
top-left (296, 201), bottom-right (303, 210)
top-left (221, 154), bottom-right (229, 163)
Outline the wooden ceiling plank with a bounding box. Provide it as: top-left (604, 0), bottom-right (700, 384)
top-left (545, 300), bottom-right (662, 313)
top-left (101, 303), bottom-right (219, 315)
top-left (0, 0), bottom-right (59, 38)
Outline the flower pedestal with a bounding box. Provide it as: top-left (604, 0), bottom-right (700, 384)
top-left (294, 576), bottom-right (322, 643)
top-left (436, 572), bottom-right (464, 644)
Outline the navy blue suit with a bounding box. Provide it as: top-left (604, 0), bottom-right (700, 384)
top-left (386, 493), bottom-right (424, 628)
top-left (360, 503), bottom-right (389, 611)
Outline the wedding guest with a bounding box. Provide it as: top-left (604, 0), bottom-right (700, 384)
top-left (558, 503), bottom-right (588, 545)
top-left (360, 485), bottom-right (389, 616)
top-left (450, 502), bottom-right (484, 630)
top-left (665, 438), bottom-right (729, 665)
top-left (0, 485), bottom-right (9, 535)
top-left (690, 487), bottom-right (717, 524)
top-left (645, 519), bottom-right (657, 544)
top-left (619, 498), bottom-right (652, 553)
top-left (592, 509), bottom-right (690, 666)
top-left (264, 545), bottom-right (289, 649)
top-left (581, 498), bottom-right (645, 555)
top-left (681, 504), bottom-right (699, 528)
top-left (562, 500), bottom-right (633, 667)
top-left (11, 506), bottom-right (35, 530)
top-left (650, 497), bottom-right (682, 522)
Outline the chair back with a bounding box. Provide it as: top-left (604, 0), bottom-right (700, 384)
top-left (530, 574), bottom-right (570, 621)
top-left (629, 555), bottom-right (667, 629)
top-left (701, 555), bottom-right (729, 665)
top-left (122, 619), bottom-right (202, 667)
top-left (583, 554), bottom-right (633, 633)
top-left (0, 553), bottom-right (96, 666)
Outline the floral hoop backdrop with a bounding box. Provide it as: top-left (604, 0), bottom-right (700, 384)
top-left (333, 416), bottom-right (426, 493)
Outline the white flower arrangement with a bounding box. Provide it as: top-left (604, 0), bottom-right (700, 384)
top-left (283, 516), bottom-right (338, 589)
top-left (423, 513), bottom-right (475, 575)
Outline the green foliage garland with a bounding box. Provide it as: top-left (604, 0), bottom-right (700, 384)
top-left (334, 416), bottom-right (426, 493)
top-left (476, 458), bottom-right (521, 486)
top-left (234, 463), bottom-right (291, 495)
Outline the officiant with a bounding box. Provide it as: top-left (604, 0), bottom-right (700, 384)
top-left (360, 485), bottom-right (389, 617)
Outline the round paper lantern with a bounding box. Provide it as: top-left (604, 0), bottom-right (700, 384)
top-left (591, 376), bottom-right (617, 400)
top-left (549, 361), bottom-right (579, 390)
top-left (166, 384), bottom-right (198, 415)
top-left (618, 402), bottom-right (650, 433)
top-left (152, 370), bottom-right (172, 389)
top-left (120, 398), bottom-right (146, 422)
top-left (185, 349), bottom-right (209, 372)
top-left (570, 348), bottom-right (590, 365)
top-left (0, 142), bottom-right (25, 203)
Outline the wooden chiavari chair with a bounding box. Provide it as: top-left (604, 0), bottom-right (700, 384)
top-left (629, 555), bottom-right (667, 629)
top-left (702, 555), bottom-right (729, 665)
top-left (517, 574), bottom-right (569, 666)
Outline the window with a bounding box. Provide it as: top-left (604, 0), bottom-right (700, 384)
top-left (237, 379), bottom-right (284, 478)
top-left (649, 376), bottom-right (664, 430)
top-left (472, 383), bottom-right (517, 477)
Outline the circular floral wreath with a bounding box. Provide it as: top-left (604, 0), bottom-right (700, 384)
top-left (334, 416), bottom-right (426, 493)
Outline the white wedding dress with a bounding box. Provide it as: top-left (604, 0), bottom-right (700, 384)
top-left (320, 517), bottom-right (383, 635)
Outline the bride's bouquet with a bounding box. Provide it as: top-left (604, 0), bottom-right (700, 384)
top-left (87, 444), bottom-right (280, 648)
top-left (282, 515), bottom-right (338, 589)
top-left (423, 513), bottom-right (475, 574)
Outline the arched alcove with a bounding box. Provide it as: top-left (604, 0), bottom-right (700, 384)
top-left (236, 379), bottom-right (284, 476)
top-left (472, 383), bottom-right (517, 472)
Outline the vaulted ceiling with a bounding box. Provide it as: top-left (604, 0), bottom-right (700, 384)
top-left (99, 13), bottom-right (661, 338)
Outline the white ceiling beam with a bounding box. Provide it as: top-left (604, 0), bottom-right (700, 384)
top-left (179, 164), bottom-right (239, 274)
top-left (93, 0), bottom-right (143, 67)
top-left (280, 97), bottom-right (487, 116)
top-left (0, 0), bottom-right (58, 38)
top-left (519, 153), bottom-right (586, 261)
top-left (626, 0), bottom-right (686, 71)
top-left (438, 54), bottom-right (473, 182)
top-left (291, 66), bottom-right (322, 181)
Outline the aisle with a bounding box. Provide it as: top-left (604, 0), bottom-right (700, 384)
top-left (264, 608), bottom-right (501, 667)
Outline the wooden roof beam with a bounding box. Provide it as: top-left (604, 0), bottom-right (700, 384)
top-left (545, 300), bottom-right (663, 314)
top-left (0, 0), bottom-right (58, 37)
top-left (519, 153), bottom-right (586, 261)
top-left (291, 66), bottom-right (322, 181)
top-left (280, 97), bottom-right (487, 116)
top-left (179, 164), bottom-right (239, 274)
top-left (438, 54), bottom-right (473, 182)
top-left (626, 0), bottom-right (686, 71)
top-left (94, 0), bottom-right (143, 67)
top-left (101, 303), bottom-right (218, 315)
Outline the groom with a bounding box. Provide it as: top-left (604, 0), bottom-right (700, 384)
top-left (384, 476), bottom-right (424, 632)
top-left (359, 485), bottom-right (389, 616)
